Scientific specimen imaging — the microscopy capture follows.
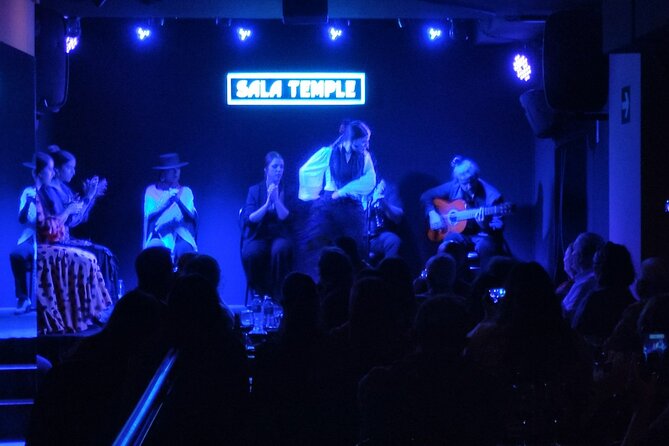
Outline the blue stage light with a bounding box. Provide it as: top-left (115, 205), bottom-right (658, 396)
top-left (136, 26), bottom-right (152, 41)
top-left (64, 17), bottom-right (81, 53)
top-left (65, 36), bottom-right (79, 53)
top-left (513, 54), bottom-right (532, 81)
top-left (427, 27), bottom-right (443, 41)
top-left (328, 26), bottom-right (343, 41)
top-left (237, 27), bottom-right (252, 42)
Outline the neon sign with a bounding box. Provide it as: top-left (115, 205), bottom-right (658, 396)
top-left (226, 72), bottom-right (366, 106)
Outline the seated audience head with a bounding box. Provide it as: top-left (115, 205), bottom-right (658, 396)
top-left (349, 277), bottom-right (400, 347)
top-left (183, 254), bottom-right (222, 289)
top-left (378, 257), bottom-right (413, 293)
top-left (471, 255), bottom-right (518, 319)
top-left (572, 232), bottom-right (605, 275)
top-left (378, 256), bottom-right (416, 323)
top-left (318, 247), bottom-right (353, 290)
top-left (563, 242), bottom-right (577, 279)
top-left (638, 293), bottom-right (669, 336)
top-left (636, 257), bottom-right (669, 301)
top-left (486, 255), bottom-right (519, 280)
top-left (425, 254), bottom-right (457, 294)
top-left (166, 274), bottom-right (232, 347)
top-left (503, 261), bottom-right (561, 329)
top-left (637, 293), bottom-right (669, 375)
top-left (593, 242), bottom-right (635, 289)
top-left (414, 297), bottom-right (470, 356)
top-left (175, 251), bottom-right (198, 276)
top-left (104, 290), bottom-right (166, 353)
top-left (281, 272), bottom-right (319, 331)
top-left (135, 247), bottom-right (174, 301)
top-left (335, 236), bottom-right (363, 270)
top-left (441, 240), bottom-right (468, 273)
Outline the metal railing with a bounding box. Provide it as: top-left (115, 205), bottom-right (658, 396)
top-left (113, 348), bottom-right (178, 446)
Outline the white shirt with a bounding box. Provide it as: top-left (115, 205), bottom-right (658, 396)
top-left (298, 146), bottom-right (376, 203)
top-left (143, 184), bottom-right (197, 252)
top-left (17, 186), bottom-right (37, 246)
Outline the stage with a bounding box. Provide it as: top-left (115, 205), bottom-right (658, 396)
top-left (0, 308), bottom-right (35, 340)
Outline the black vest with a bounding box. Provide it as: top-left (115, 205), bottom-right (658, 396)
top-left (329, 146), bottom-right (364, 189)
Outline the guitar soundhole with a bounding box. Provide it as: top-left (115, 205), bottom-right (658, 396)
top-left (447, 211), bottom-right (458, 225)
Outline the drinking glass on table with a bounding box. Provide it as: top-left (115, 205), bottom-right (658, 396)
top-left (239, 308), bottom-right (255, 351)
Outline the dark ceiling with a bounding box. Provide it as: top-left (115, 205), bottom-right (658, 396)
top-left (39, 0), bottom-right (602, 43)
top-left (40, 0), bottom-right (600, 19)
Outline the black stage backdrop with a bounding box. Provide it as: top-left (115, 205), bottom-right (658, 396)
top-left (35, 19), bottom-right (536, 304)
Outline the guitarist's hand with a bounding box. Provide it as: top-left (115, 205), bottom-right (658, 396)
top-left (475, 207), bottom-right (485, 223)
top-left (489, 216), bottom-right (504, 230)
top-left (428, 210), bottom-right (444, 230)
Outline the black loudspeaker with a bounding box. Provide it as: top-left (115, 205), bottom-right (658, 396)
top-left (519, 89), bottom-right (563, 138)
top-left (35, 6), bottom-right (67, 113)
top-left (282, 0), bottom-right (328, 25)
top-left (543, 9), bottom-right (608, 112)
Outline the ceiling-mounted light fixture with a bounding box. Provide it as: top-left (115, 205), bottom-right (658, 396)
top-left (513, 53), bottom-right (532, 81)
top-left (64, 16), bottom-right (81, 53)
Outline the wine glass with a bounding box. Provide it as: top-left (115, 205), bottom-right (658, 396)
top-left (272, 304), bottom-right (284, 331)
top-left (239, 309), bottom-right (255, 351)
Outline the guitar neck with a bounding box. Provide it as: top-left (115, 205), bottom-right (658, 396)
top-left (456, 205), bottom-right (503, 221)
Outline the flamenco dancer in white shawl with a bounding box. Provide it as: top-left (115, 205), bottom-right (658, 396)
top-left (143, 153), bottom-right (198, 263)
top-left (297, 120), bottom-right (376, 277)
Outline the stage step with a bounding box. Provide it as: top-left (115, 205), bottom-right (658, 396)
top-left (0, 365), bottom-right (36, 400)
top-left (0, 339), bottom-right (37, 443)
top-left (0, 399), bottom-right (33, 443)
top-left (0, 338), bottom-right (35, 365)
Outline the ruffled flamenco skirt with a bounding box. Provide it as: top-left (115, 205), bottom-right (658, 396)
top-left (36, 244), bottom-right (112, 334)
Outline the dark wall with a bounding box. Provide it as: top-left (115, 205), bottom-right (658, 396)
top-left (0, 43), bottom-right (35, 308)
top-left (40, 19), bottom-right (536, 304)
top-left (642, 31), bottom-right (669, 261)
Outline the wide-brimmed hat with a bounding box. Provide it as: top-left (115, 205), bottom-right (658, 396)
top-left (22, 151), bottom-right (50, 169)
top-left (153, 153), bottom-right (189, 170)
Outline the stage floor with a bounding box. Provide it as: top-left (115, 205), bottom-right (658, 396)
top-left (0, 308), bottom-right (36, 339)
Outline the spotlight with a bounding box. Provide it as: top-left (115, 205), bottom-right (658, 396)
top-left (513, 54), bottom-right (532, 82)
top-left (237, 27), bottom-right (252, 41)
top-left (64, 17), bottom-right (81, 53)
top-left (65, 36), bottom-right (79, 53)
top-left (136, 26), bottom-right (152, 41)
top-left (427, 27), bottom-right (443, 41)
top-left (328, 26), bottom-right (343, 41)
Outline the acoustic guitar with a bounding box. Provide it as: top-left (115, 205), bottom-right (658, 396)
top-left (427, 198), bottom-right (514, 242)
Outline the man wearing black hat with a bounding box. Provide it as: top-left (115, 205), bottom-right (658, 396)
top-left (143, 153), bottom-right (198, 263)
top-left (9, 154), bottom-right (48, 313)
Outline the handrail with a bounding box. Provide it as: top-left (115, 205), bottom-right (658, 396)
top-left (113, 348), bottom-right (179, 446)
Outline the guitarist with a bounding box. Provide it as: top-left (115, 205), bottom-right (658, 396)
top-left (420, 156), bottom-right (507, 270)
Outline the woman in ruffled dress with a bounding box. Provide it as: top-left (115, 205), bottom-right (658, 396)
top-left (32, 152), bottom-right (111, 333)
